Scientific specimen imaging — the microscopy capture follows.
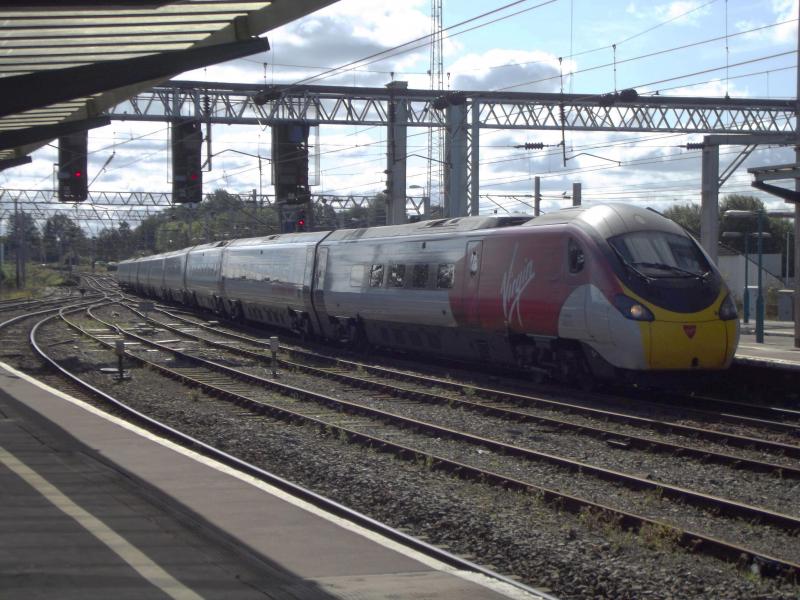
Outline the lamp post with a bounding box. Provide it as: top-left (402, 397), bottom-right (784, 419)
top-left (723, 210), bottom-right (770, 343)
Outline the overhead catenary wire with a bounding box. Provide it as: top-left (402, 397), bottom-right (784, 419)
top-left (286, 0), bottom-right (559, 88)
top-left (16, 2), bottom-right (795, 220)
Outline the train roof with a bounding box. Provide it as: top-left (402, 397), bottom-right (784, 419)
top-left (325, 214), bottom-right (533, 242)
top-left (523, 203), bottom-right (684, 238)
top-left (227, 230), bottom-right (329, 248)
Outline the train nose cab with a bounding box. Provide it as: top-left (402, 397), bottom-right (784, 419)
top-left (607, 229), bottom-right (739, 370)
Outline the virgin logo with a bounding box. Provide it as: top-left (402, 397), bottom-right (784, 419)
top-left (501, 244), bottom-right (536, 325)
top-left (683, 325), bottom-right (697, 339)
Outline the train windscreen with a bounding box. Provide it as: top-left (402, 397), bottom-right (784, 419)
top-left (608, 231), bottom-right (711, 279)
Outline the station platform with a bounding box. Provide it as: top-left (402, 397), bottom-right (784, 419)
top-left (0, 362), bottom-right (548, 600)
top-left (734, 319), bottom-right (800, 370)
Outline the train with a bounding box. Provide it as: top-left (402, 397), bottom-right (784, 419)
top-left (117, 203), bottom-right (739, 383)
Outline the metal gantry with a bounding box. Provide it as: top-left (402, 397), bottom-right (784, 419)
top-left (0, 189), bottom-right (425, 234)
top-left (106, 81), bottom-right (797, 226)
top-left (111, 81), bottom-right (795, 132)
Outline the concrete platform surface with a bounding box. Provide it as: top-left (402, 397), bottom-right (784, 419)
top-left (735, 320), bottom-right (800, 369)
top-left (0, 362), bottom-right (551, 600)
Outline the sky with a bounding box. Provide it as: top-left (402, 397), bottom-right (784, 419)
top-left (2, 0), bottom-right (799, 229)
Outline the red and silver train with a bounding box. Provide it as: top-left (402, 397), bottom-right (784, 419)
top-left (117, 203), bottom-right (739, 382)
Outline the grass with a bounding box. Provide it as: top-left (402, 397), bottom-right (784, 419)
top-left (0, 262), bottom-right (69, 300)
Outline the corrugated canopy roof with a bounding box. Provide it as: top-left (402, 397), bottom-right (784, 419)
top-left (0, 0), bottom-right (336, 166)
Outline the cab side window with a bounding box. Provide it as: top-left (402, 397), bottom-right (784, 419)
top-left (568, 238), bottom-right (585, 274)
top-left (436, 264), bottom-right (455, 288)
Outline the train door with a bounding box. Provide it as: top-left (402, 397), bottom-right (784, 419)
top-left (461, 240), bottom-right (483, 327)
top-left (311, 246), bottom-right (329, 332)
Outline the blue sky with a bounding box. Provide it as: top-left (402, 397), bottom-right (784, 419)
top-left (2, 0), bottom-right (798, 226)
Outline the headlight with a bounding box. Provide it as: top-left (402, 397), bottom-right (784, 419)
top-left (718, 294), bottom-right (738, 321)
top-left (612, 294), bottom-right (654, 321)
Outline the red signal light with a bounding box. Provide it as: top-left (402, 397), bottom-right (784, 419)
top-left (189, 172), bottom-right (198, 181)
top-left (74, 170), bottom-right (82, 178)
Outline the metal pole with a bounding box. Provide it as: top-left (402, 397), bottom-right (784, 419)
top-left (743, 235), bottom-right (750, 324)
top-left (794, 0), bottom-right (800, 347)
top-left (470, 100), bottom-right (480, 216)
top-left (787, 230), bottom-right (790, 288)
top-left (534, 176), bottom-right (541, 216)
top-left (756, 211), bottom-right (765, 343)
top-left (14, 196), bottom-right (20, 289)
top-left (386, 81), bottom-right (408, 225)
top-left (269, 336), bottom-right (278, 377)
top-left (572, 182), bottom-right (581, 207)
top-left (700, 140), bottom-right (720, 264)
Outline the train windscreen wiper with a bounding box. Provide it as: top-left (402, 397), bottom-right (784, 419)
top-left (632, 261), bottom-right (710, 281)
top-left (609, 244), bottom-right (652, 283)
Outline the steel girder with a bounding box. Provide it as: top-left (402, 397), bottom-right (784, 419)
top-left (108, 82), bottom-right (795, 133)
top-left (0, 189), bottom-right (424, 232)
top-left (105, 83), bottom-right (797, 220)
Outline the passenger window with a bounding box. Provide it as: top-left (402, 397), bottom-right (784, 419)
top-left (568, 239), bottom-right (585, 274)
top-left (388, 264), bottom-right (406, 287)
top-left (369, 264), bottom-right (384, 287)
top-left (350, 265), bottom-right (364, 287)
top-left (436, 264), bottom-right (454, 288)
top-left (412, 264), bottom-right (429, 288)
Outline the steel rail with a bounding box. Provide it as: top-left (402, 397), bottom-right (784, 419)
top-left (121, 301), bottom-right (800, 481)
top-left (103, 315), bottom-right (800, 534)
top-left (36, 306), bottom-right (558, 600)
top-left (70, 305), bottom-right (800, 580)
top-left (136, 304), bottom-right (800, 457)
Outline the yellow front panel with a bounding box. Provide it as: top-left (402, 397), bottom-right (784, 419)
top-left (647, 320), bottom-right (731, 369)
top-left (619, 283), bottom-right (739, 370)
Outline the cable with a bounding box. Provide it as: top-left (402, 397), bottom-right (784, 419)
top-left (284, 0), bottom-right (559, 88)
top-left (642, 64), bottom-right (796, 96)
top-left (480, 143), bottom-right (789, 188)
top-left (635, 51), bottom-right (795, 91)
top-left (500, 41), bottom-right (795, 92)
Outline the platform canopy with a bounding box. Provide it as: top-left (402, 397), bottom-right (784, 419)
top-left (0, 0), bottom-right (337, 169)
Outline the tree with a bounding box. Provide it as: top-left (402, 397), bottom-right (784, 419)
top-left (718, 195), bottom-right (783, 254)
top-left (42, 214), bottom-right (87, 264)
top-left (7, 211), bottom-right (42, 262)
top-left (662, 203), bottom-right (701, 235)
top-left (663, 196), bottom-right (787, 261)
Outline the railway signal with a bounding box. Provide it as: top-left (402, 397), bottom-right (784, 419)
top-left (172, 119), bottom-right (203, 203)
top-left (57, 131), bottom-right (88, 202)
top-left (272, 121), bottom-right (310, 205)
top-left (295, 210), bottom-right (306, 232)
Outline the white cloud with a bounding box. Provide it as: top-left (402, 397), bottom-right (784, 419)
top-left (653, 1), bottom-right (712, 26)
top-left (449, 49), bottom-right (565, 92)
top-left (626, 2), bottom-right (645, 18)
top-left (771, 0), bottom-right (798, 42)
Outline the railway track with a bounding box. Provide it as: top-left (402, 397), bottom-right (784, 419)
top-left (120, 302), bottom-right (800, 460)
top-left (130, 301), bottom-right (800, 433)
top-left (69, 300), bottom-right (800, 580)
top-left (15, 298), bottom-right (552, 600)
top-left (6, 282), bottom-right (795, 596)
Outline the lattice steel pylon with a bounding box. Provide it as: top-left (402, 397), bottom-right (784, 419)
top-left (427, 0), bottom-right (444, 213)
